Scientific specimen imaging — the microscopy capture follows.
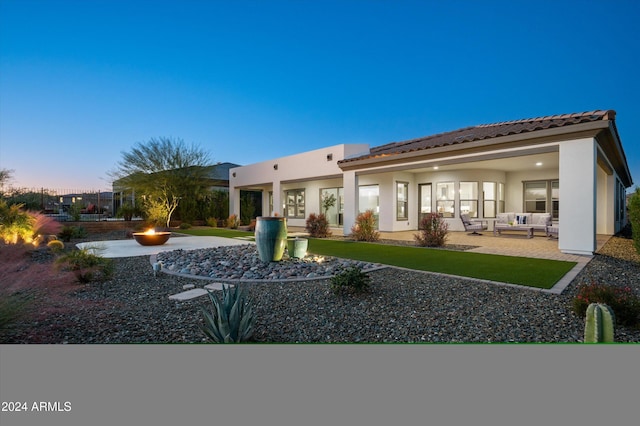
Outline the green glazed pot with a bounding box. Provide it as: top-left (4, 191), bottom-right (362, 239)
top-left (287, 238), bottom-right (308, 259)
top-left (255, 216), bottom-right (287, 262)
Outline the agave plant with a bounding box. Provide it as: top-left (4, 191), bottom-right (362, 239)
top-left (200, 285), bottom-right (255, 343)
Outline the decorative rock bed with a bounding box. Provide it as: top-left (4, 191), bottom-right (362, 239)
top-left (155, 244), bottom-right (381, 281)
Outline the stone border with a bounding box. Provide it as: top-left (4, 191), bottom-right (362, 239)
top-left (149, 253), bottom-right (388, 284)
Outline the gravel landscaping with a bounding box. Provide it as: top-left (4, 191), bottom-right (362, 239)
top-left (2, 229), bottom-right (639, 344)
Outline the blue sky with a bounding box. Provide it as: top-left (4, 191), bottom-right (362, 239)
top-left (1, 0), bottom-right (639, 192)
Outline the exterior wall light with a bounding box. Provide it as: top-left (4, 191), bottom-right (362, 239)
top-left (273, 164), bottom-right (278, 170)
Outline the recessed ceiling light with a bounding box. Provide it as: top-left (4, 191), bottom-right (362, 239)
top-left (433, 166), bottom-right (439, 170)
top-left (535, 162), bottom-right (543, 166)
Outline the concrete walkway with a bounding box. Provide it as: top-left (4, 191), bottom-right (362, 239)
top-left (76, 235), bottom-right (252, 258)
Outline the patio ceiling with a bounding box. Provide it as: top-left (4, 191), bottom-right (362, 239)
top-left (356, 151), bottom-right (560, 175)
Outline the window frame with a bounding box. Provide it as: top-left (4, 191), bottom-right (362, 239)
top-left (523, 180), bottom-right (559, 218)
top-left (284, 188), bottom-right (305, 219)
top-left (396, 181), bottom-right (409, 220)
top-left (459, 181), bottom-right (479, 218)
top-left (436, 182), bottom-right (455, 218)
top-left (482, 181), bottom-right (497, 218)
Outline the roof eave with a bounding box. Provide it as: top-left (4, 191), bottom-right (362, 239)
top-left (338, 121), bottom-right (609, 171)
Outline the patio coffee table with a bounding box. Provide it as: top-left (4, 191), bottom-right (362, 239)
top-left (493, 224), bottom-right (534, 238)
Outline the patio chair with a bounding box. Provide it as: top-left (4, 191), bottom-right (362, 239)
top-left (460, 214), bottom-right (488, 235)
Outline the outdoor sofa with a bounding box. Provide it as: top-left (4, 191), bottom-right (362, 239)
top-left (493, 212), bottom-right (553, 238)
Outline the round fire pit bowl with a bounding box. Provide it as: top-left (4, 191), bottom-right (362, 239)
top-left (132, 232), bottom-right (172, 246)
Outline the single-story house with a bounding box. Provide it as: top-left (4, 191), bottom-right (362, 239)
top-left (229, 110), bottom-right (633, 255)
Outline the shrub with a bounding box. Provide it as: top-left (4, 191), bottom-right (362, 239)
top-left (572, 282), bottom-right (640, 326)
top-left (206, 217), bottom-right (218, 228)
top-left (200, 285), bottom-right (255, 343)
top-left (350, 210), bottom-right (380, 242)
top-left (414, 213), bottom-right (449, 247)
top-left (330, 267), bottom-right (371, 295)
top-left (30, 211), bottom-right (62, 240)
top-left (628, 186), bottom-right (640, 254)
top-left (179, 222), bottom-right (192, 229)
top-left (116, 203), bottom-right (141, 221)
top-left (305, 213), bottom-right (332, 238)
top-left (0, 201), bottom-right (63, 245)
top-left (72, 226), bottom-right (87, 239)
top-left (142, 199), bottom-right (169, 227)
top-left (58, 226), bottom-right (75, 242)
top-left (55, 247), bottom-right (114, 283)
top-left (226, 214), bottom-right (240, 229)
top-left (58, 225), bottom-right (87, 242)
top-left (68, 203), bottom-right (82, 221)
top-left (0, 201), bottom-right (34, 244)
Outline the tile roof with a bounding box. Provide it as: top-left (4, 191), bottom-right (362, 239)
top-left (339, 110), bottom-right (616, 164)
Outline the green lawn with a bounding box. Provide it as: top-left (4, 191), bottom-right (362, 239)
top-left (178, 228), bottom-right (576, 289)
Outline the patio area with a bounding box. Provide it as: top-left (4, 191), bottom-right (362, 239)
top-left (289, 226), bottom-right (608, 264)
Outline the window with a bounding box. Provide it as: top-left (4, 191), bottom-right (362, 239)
top-left (616, 180), bottom-right (625, 223)
top-left (285, 189), bottom-right (305, 218)
top-left (359, 185), bottom-right (379, 214)
top-left (498, 183), bottom-right (505, 214)
top-left (268, 191), bottom-right (273, 216)
top-left (551, 181), bottom-right (559, 219)
top-left (320, 187), bottom-right (343, 225)
top-left (524, 181), bottom-right (547, 213)
top-left (359, 184), bottom-right (379, 229)
top-left (523, 180), bottom-right (559, 218)
top-left (459, 182), bottom-right (478, 218)
top-left (396, 182), bottom-right (408, 220)
top-left (436, 182), bottom-right (455, 218)
top-left (483, 182), bottom-right (496, 218)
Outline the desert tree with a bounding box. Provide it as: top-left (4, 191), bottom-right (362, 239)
top-left (0, 168), bottom-right (14, 198)
top-left (110, 137), bottom-right (213, 228)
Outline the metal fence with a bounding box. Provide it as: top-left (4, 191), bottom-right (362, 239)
top-left (2, 187), bottom-right (115, 222)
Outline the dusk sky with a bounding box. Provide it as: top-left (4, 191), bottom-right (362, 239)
top-left (1, 0), bottom-right (639, 192)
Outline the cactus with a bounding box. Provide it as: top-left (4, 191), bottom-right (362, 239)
top-left (200, 285), bottom-right (254, 343)
top-left (584, 303), bottom-right (615, 343)
top-left (47, 239), bottom-right (65, 252)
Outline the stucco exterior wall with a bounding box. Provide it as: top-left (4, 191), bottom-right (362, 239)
top-left (228, 127), bottom-right (629, 256)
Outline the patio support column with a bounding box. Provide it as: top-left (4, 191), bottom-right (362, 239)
top-left (558, 137), bottom-right (597, 255)
top-left (228, 186), bottom-right (241, 218)
top-left (342, 170), bottom-right (358, 235)
top-left (596, 168), bottom-right (614, 235)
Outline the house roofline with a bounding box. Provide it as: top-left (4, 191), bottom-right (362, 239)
top-left (338, 120), bottom-right (608, 171)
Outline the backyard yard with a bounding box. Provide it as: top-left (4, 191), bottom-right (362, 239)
top-left (1, 227), bottom-right (639, 344)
